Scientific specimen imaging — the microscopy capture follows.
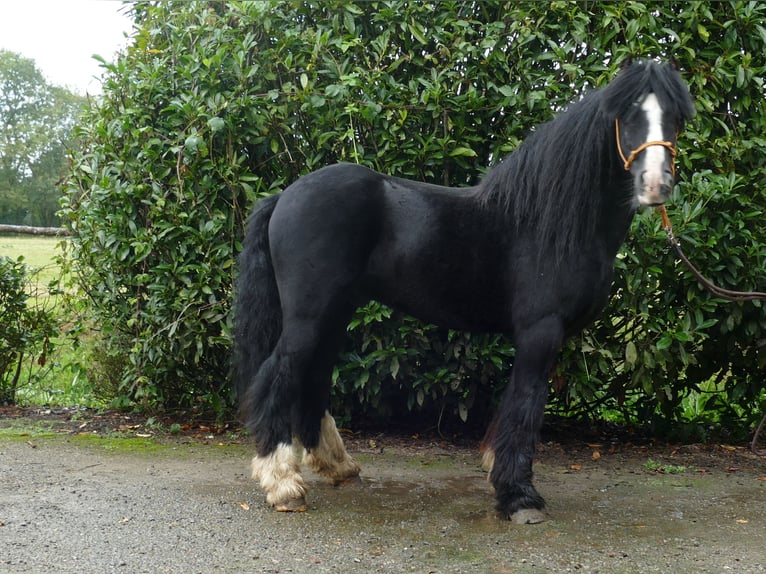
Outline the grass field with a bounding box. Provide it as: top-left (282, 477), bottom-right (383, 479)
top-left (0, 235), bottom-right (67, 286)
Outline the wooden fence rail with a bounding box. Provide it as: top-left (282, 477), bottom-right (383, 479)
top-left (0, 224), bottom-right (70, 237)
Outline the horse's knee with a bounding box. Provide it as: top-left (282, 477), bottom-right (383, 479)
top-left (252, 443), bottom-right (307, 511)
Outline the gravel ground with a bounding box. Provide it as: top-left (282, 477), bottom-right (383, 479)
top-left (1, 411), bottom-right (765, 573)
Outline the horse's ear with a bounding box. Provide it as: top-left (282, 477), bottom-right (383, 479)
top-left (668, 56), bottom-right (680, 71)
top-left (621, 55), bottom-right (634, 70)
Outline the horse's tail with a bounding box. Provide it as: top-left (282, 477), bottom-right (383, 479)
top-left (233, 193), bottom-right (282, 406)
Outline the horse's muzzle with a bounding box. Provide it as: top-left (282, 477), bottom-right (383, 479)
top-left (637, 169), bottom-right (673, 206)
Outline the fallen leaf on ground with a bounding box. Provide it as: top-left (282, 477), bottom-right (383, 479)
top-left (239, 502), bottom-right (250, 511)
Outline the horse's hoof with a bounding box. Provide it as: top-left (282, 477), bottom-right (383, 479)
top-left (333, 474), bottom-right (362, 487)
top-left (510, 508), bottom-right (546, 524)
top-left (273, 497), bottom-right (307, 512)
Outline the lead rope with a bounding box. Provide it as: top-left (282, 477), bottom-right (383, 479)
top-left (655, 205), bottom-right (766, 303)
top-left (616, 119), bottom-right (766, 454)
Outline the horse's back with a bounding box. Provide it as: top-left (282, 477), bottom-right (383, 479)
top-left (270, 163), bottom-right (467, 261)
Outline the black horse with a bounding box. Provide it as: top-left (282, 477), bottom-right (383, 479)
top-left (234, 60), bottom-right (695, 523)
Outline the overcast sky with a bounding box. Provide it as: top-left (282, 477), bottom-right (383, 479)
top-left (0, 0), bottom-right (134, 94)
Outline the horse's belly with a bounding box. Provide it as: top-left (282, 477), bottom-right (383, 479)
top-left (362, 255), bottom-right (510, 333)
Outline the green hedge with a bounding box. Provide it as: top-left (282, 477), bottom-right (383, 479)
top-left (63, 1), bottom-right (766, 435)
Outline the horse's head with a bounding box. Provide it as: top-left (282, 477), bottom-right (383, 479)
top-left (605, 60), bottom-right (695, 208)
top-left (615, 93), bottom-right (679, 207)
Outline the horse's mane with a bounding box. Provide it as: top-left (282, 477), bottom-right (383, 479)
top-left (478, 60), bottom-right (695, 258)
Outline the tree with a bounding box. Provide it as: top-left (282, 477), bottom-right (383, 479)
top-left (63, 1), bottom-right (766, 435)
top-left (0, 50), bottom-right (84, 226)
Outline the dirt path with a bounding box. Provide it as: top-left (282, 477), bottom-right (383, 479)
top-left (1, 413), bottom-right (765, 573)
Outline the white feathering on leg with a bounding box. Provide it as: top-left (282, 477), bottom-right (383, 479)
top-left (303, 412), bottom-right (361, 485)
top-left (251, 443), bottom-right (306, 508)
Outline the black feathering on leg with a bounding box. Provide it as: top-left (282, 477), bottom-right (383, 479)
top-left (494, 477), bottom-right (546, 519)
top-left (490, 438), bottom-right (547, 519)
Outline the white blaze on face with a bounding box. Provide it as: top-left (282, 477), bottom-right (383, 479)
top-left (638, 93), bottom-right (668, 205)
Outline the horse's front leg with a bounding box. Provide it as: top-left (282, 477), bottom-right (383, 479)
top-left (486, 316), bottom-right (564, 523)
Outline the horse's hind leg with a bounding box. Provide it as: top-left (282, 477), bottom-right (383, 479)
top-left (487, 315), bottom-right (564, 524)
top-left (247, 315), bottom-right (342, 511)
top-left (251, 301), bottom-right (360, 509)
top-left (254, 190), bottom-right (372, 508)
top-left (247, 348), bottom-right (308, 512)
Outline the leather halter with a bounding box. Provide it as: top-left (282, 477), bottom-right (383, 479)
top-left (614, 118), bottom-right (677, 175)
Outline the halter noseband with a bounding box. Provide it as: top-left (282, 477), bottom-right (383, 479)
top-left (614, 118), bottom-right (677, 175)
